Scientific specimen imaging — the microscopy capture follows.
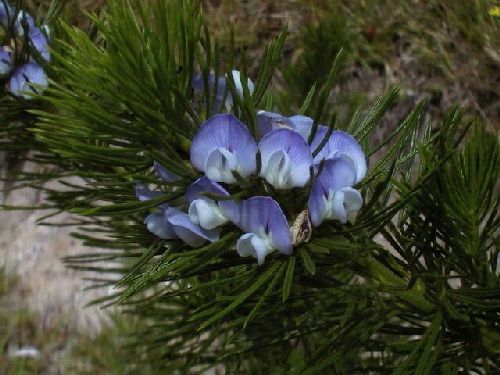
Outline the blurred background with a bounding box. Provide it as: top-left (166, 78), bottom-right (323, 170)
top-left (1, 0), bottom-right (498, 372)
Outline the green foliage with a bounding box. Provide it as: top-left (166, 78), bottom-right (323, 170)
top-left (5, 0), bottom-right (497, 372)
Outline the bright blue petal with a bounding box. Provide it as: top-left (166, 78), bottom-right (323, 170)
top-left (233, 196), bottom-right (292, 255)
top-left (154, 161), bottom-right (180, 183)
top-left (190, 114), bottom-right (258, 183)
top-left (258, 129), bottom-right (313, 189)
top-left (311, 128), bottom-right (367, 183)
top-left (308, 157), bottom-right (358, 227)
top-left (167, 212), bottom-right (220, 247)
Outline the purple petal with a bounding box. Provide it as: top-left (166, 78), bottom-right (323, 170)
top-left (258, 129), bottom-right (313, 189)
top-left (288, 115), bottom-right (314, 141)
top-left (154, 161), bottom-right (180, 183)
top-left (185, 176), bottom-right (229, 203)
top-left (135, 181), bottom-right (163, 201)
top-left (29, 27), bottom-right (50, 62)
top-left (167, 213), bottom-right (220, 247)
top-left (9, 63), bottom-right (48, 99)
top-left (308, 157), bottom-right (358, 227)
top-left (311, 128), bottom-right (367, 183)
top-left (257, 111), bottom-right (294, 138)
top-left (190, 114), bottom-right (257, 183)
top-left (233, 196), bottom-right (292, 255)
top-left (144, 212), bottom-right (177, 239)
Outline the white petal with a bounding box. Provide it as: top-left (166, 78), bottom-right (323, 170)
top-left (330, 190), bottom-right (348, 224)
top-left (326, 188), bottom-right (363, 224)
top-left (205, 147), bottom-right (238, 183)
top-left (236, 233), bottom-right (274, 265)
top-left (189, 199), bottom-right (228, 230)
top-left (260, 150), bottom-right (292, 189)
top-left (231, 70), bottom-right (254, 97)
top-left (342, 187), bottom-right (363, 222)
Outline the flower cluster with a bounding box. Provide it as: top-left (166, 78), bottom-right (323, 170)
top-left (1, 2), bottom-right (49, 99)
top-left (138, 74), bottom-right (366, 265)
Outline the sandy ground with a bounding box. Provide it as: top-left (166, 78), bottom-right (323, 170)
top-left (0, 156), bottom-right (111, 337)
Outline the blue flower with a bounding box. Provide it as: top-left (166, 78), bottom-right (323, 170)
top-left (258, 128), bottom-right (313, 189)
top-left (142, 107), bottom-right (367, 262)
top-left (185, 176), bottom-right (238, 230)
top-left (165, 208), bottom-right (220, 247)
top-left (310, 126), bottom-right (367, 183)
top-left (190, 114), bottom-right (258, 183)
top-left (144, 206), bottom-right (219, 247)
top-left (308, 157), bottom-right (363, 227)
top-left (8, 62), bottom-right (48, 99)
top-left (225, 196), bottom-right (292, 265)
top-left (144, 207), bottom-right (177, 240)
top-left (0, 46), bottom-right (13, 77)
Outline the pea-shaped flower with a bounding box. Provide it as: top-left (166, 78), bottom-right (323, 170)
top-left (186, 176), bottom-right (238, 230)
top-left (258, 128), bottom-right (313, 189)
top-left (308, 157), bottom-right (363, 226)
top-left (190, 114), bottom-right (258, 184)
top-left (166, 209), bottom-right (220, 247)
top-left (311, 127), bottom-right (367, 183)
top-left (144, 206), bottom-right (177, 240)
top-left (144, 206), bottom-right (219, 247)
top-left (136, 178), bottom-right (219, 247)
top-left (9, 62), bottom-right (48, 99)
top-left (225, 197), bottom-right (292, 265)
